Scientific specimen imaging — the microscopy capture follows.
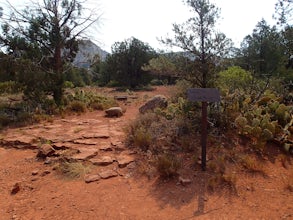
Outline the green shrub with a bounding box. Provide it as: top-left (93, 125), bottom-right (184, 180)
top-left (66, 101), bottom-right (87, 113)
top-left (0, 81), bottom-right (22, 94)
top-left (64, 81), bottom-right (75, 88)
top-left (64, 89), bottom-right (117, 111)
top-left (216, 66), bottom-right (253, 93)
top-left (133, 127), bottom-right (152, 151)
top-left (0, 114), bottom-right (11, 127)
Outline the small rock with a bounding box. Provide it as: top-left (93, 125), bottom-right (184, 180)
top-left (44, 157), bottom-right (56, 165)
top-left (179, 176), bottom-right (192, 186)
top-left (105, 107), bottom-right (123, 117)
top-left (99, 170), bottom-right (118, 179)
top-left (116, 155), bottom-right (135, 168)
top-left (11, 183), bottom-right (20, 195)
top-left (36, 144), bottom-right (55, 159)
top-left (114, 95), bottom-right (128, 101)
top-left (41, 170), bottom-right (51, 176)
top-left (32, 170), bottom-right (39, 176)
top-left (85, 174), bottom-right (101, 183)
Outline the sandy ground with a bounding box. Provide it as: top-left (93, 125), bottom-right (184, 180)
top-left (0, 86), bottom-right (292, 220)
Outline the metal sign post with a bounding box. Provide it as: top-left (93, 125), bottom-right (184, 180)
top-left (187, 88), bottom-right (220, 171)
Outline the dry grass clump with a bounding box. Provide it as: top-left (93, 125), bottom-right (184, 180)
top-left (65, 101), bottom-right (87, 113)
top-left (55, 161), bottom-right (92, 179)
top-left (156, 153), bottom-right (182, 178)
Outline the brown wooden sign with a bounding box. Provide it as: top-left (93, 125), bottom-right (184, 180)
top-left (187, 88), bottom-right (220, 102)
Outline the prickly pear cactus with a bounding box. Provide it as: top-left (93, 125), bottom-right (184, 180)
top-left (234, 90), bottom-right (293, 152)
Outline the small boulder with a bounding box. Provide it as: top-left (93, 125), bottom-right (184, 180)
top-left (139, 95), bottom-right (167, 114)
top-left (99, 170), bottom-right (118, 179)
top-left (114, 95), bottom-right (128, 101)
top-left (116, 155), bottom-right (135, 168)
top-left (32, 170), bottom-right (39, 176)
top-left (179, 176), bottom-right (192, 186)
top-left (105, 107), bottom-right (123, 117)
top-left (36, 144), bottom-right (55, 159)
top-left (85, 174), bottom-right (101, 183)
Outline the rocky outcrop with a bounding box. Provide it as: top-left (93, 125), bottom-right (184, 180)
top-left (139, 95), bottom-right (168, 114)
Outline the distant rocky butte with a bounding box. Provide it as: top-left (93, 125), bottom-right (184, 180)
top-left (73, 39), bottom-right (109, 68)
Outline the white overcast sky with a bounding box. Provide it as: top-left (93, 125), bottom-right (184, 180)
top-left (98, 0), bottom-right (277, 52)
top-left (1, 0), bottom-right (277, 52)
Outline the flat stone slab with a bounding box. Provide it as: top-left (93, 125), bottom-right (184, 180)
top-left (1, 135), bottom-right (38, 146)
top-left (116, 155), bottom-right (135, 168)
top-left (84, 174), bottom-right (101, 183)
top-left (99, 145), bottom-right (113, 151)
top-left (82, 133), bottom-right (110, 139)
top-left (99, 170), bottom-right (118, 179)
top-left (90, 156), bottom-right (114, 166)
top-left (73, 139), bottom-right (99, 145)
top-left (71, 149), bottom-right (98, 160)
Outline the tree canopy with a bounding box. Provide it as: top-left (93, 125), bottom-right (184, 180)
top-left (100, 37), bottom-right (157, 88)
top-left (161, 0), bottom-right (232, 88)
top-left (0, 0), bottom-right (101, 104)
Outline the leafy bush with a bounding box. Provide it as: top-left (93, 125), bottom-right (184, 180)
top-left (216, 66), bottom-right (253, 92)
top-left (64, 81), bottom-right (75, 89)
top-left (66, 100), bottom-right (87, 113)
top-left (64, 88), bottom-right (117, 111)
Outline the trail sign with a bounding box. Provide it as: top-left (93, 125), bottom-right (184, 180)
top-left (187, 88), bottom-right (220, 171)
top-left (187, 88), bottom-right (220, 102)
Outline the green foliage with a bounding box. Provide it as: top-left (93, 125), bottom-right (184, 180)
top-left (127, 95), bottom-right (199, 155)
top-left (234, 90), bottom-right (292, 150)
top-left (142, 55), bottom-right (177, 84)
top-left (64, 88), bottom-right (117, 111)
top-left (0, 0), bottom-right (100, 105)
top-left (238, 19), bottom-right (283, 77)
top-left (64, 81), bottom-right (75, 89)
top-left (100, 37), bottom-right (157, 88)
top-left (66, 101), bottom-right (87, 113)
top-left (64, 67), bottom-right (92, 87)
top-left (0, 81), bottom-right (22, 94)
top-left (216, 66), bottom-right (253, 92)
top-left (162, 0), bottom-right (232, 88)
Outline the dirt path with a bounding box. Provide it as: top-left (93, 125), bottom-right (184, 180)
top-left (0, 86), bottom-right (292, 220)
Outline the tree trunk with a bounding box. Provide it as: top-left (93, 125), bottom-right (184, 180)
top-left (52, 44), bottom-right (63, 105)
